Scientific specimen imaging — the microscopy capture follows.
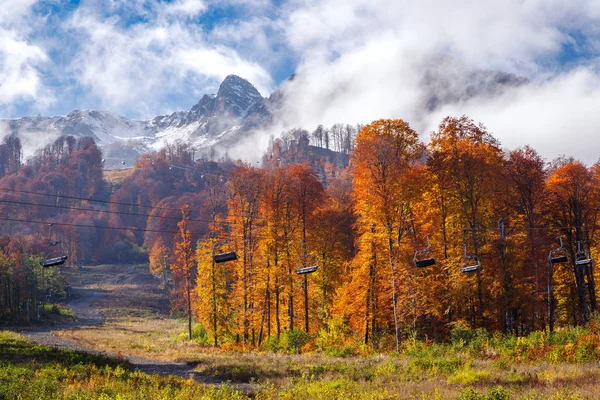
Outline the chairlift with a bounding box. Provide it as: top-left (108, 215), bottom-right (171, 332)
top-left (213, 251), bottom-right (238, 263)
top-left (42, 255), bottom-right (68, 268)
top-left (296, 254), bottom-right (318, 275)
top-left (575, 241), bottom-right (592, 266)
top-left (461, 244), bottom-right (480, 274)
top-left (414, 234), bottom-right (436, 268)
top-left (548, 237), bottom-right (568, 264)
top-left (297, 265), bottom-right (318, 274)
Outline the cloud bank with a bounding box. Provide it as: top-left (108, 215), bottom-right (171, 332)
top-left (2, 0), bottom-right (600, 163)
top-left (275, 0), bottom-right (600, 164)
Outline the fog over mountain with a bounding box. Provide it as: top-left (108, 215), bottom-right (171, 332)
top-left (0, 75), bottom-right (273, 167)
top-left (0, 61), bottom-right (531, 168)
top-left (3, 1), bottom-right (600, 165)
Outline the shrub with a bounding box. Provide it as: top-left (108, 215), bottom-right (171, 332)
top-left (260, 335), bottom-right (281, 352)
top-left (316, 318), bottom-right (355, 357)
top-left (447, 367), bottom-right (490, 385)
top-left (457, 386), bottom-right (512, 400)
top-left (174, 324), bottom-right (210, 345)
top-left (449, 320), bottom-right (475, 345)
top-left (281, 329), bottom-right (312, 354)
top-left (410, 357), bottom-right (464, 376)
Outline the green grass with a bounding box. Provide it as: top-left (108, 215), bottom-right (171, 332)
top-left (0, 331), bottom-right (248, 399)
top-left (4, 330), bottom-right (598, 399)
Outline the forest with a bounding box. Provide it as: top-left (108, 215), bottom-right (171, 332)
top-left (1, 116), bottom-right (599, 351)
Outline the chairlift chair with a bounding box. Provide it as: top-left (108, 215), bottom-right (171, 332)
top-left (461, 244), bottom-right (480, 274)
top-left (296, 254), bottom-right (318, 275)
top-left (42, 255), bottom-right (68, 268)
top-left (213, 251), bottom-right (238, 263)
top-left (548, 237), bottom-right (568, 264)
top-left (575, 241), bottom-right (592, 266)
top-left (296, 265), bottom-right (318, 275)
top-left (414, 234), bottom-right (436, 268)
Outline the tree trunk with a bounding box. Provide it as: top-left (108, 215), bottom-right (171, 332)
top-left (388, 237), bottom-right (400, 352)
top-left (211, 257), bottom-right (218, 347)
top-left (187, 282), bottom-right (192, 341)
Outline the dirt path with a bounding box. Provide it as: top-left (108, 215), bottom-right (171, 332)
top-left (21, 287), bottom-right (104, 351)
top-left (20, 282), bottom-right (252, 392)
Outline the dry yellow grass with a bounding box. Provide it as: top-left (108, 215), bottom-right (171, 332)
top-left (103, 168), bottom-right (134, 187)
top-left (52, 264), bottom-right (600, 399)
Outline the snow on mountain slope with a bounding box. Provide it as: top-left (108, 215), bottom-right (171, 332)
top-left (1, 68), bottom-right (529, 167)
top-left (0, 75), bottom-right (270, 165)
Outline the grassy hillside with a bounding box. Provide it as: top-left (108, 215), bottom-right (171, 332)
top-left (0, 331), bottom-right (247, 400)
top-left (9, 264), bottom-right (600, 399)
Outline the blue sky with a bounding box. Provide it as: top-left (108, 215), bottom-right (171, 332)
top-left (2, 0), bottom-right (600, 162)
top-left (1, 0), bottom-right (296, 119)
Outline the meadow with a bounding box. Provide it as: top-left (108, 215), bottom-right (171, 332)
top-left (5, 326), bottom-right (600, 399)
top-left (5, 264), bottom-right (600, 399)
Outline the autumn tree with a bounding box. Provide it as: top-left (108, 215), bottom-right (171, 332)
top-left (504, 146), bottom-right (549, 331)
top-left (259, 166), bottom-right (289, 341)
top-left (310, 171), bottom-right (355, 327)
top-left (545, 161), bottom-right (600, 324)
top-left (227, 165), bottom-right (265, 345)
top-left (350, 119), bottom-right (424, 350)
top-left (171, 204), bottom-right (196, 340)
top-left (195, 235), bottom-right (232, 347)
top-left (148, 237), bottom-right (170, 288)
top-left (288, 163), bottom-right (325, 333)
top-left (428, 116), bottom-right (505, 329)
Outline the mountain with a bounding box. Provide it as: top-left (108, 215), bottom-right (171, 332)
top-left (0, 75), bottom-right (271, 168)
top-left (148, 75), bottom-right (270, 153)
top-left (1, 67), bottom-right (530, 168)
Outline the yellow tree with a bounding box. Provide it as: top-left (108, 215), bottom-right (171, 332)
top-left (504, 146), bottom-right (549, 331)
top-left (351, 119), bottom-right (424, 350)
top-left (148, 237), bottom-right (169, 288)
top-left (288, 163), bottom-right (325, 333)
top-left (227, 164), bottom-right (265, 346)
top-left (428, 116), bottom-right (505, 329)
top-left (545, 161), bottom-right (600, 324)
top-left (195, 234), bottom-right (233, 347)
top-left (171, 204), bottom-right (196, 340)
top-left (311, 171), bottom-right (355, 328)
top-left (260, 166), bottom-right (290, 340)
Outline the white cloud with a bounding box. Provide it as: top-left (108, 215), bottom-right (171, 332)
top-left (163, 0), bottom-right (207, 17)
top-left (0, 1), bottom-right (53, 112)
top-left (428, 67), bottom-right (600, 165)
top-left (0, 0), bottom-right (38, 25)
top-left (65, 2), bottom-right (274, 118)
top-left (269, 0), bottom-right (600, 164)
top-left (3, 0), bottom-right (600, 166)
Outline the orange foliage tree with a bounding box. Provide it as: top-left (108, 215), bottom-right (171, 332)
top-left (428, 116), bottom-right (505, 330)
top-left (545, 161), bottom-right (600, 325)
top-left (349, 119), bottom-right (424, 350)
top-left (171, 204), bottom-right (196, 340)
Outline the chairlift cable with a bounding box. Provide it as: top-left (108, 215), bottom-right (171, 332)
top-left (0, 198), bottom-right (233, 226)
top-left (0, 215), bottom-right (270, 240)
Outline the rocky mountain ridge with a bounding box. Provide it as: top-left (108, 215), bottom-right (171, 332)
top-left (1, 65), bottom-right (528, 168)
top-left (0, 75), bottom-right (271, 168)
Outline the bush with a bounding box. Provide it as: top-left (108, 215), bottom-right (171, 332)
top-left (316, 318), bottom-right (355, 357)
top-left (281, 329), bottom-right (312, 354)
top-left (191, 324), bottom-right (210, 345)
top-left (447, 367), bottom-right (490, 385)
top-left (457, 386), bottom-right (511, 400)
top-left (174, 324), bottom-right (210, 345)
top-left (261, 335), bottom-right (282, 352)
top-left (450, 320), bottom-right (475, 345)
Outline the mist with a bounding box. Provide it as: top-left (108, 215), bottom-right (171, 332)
top-left (264, 0), bottom-right (600, 164)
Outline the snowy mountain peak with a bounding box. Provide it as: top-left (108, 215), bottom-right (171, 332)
top-left (215, 75), bottom-right (263, 117)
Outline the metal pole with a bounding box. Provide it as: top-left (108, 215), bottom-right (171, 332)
top-left (304, 274), bottom-right (309, 333)
top-left (212, 243), bottom-right (218, 347)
